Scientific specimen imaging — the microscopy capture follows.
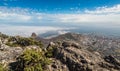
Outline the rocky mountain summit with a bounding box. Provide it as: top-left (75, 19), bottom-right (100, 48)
top-left (46, 41), bottom-right (120, 71)
top-left (0, 33), bottom-right (120, 71)
top-left (48, 33), bottom-right (120, 60)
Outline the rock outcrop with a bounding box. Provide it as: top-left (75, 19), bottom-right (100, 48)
top-left (0, 44), bottom-right (23, 65)
top-left (50, 41), bottom-right (120, 71)
top-left (31, 32), bottom-right (37, 38)
top-left (46, 58), bottom-right (69, 71)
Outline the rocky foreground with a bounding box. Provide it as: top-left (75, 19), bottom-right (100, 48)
top-left (0, 33), bottom-right (120, 71)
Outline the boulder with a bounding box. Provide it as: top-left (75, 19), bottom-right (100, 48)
top-left (0, 46), bottom-right (23, 65)
top-left (46, 58), bottom-right (69, 71)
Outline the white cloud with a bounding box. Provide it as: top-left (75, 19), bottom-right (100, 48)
top-left (85, 4), bottom-right (120, 14)
top-left (57, 14), bottom-right (120, 24)
top-left (51, 4), bottom-right (120, 24)
top-left (0, 7), bottom-right (43, 23)
top-left (1, 5), bottom-right (120, 24)
top-left (0, 4), bottom-right (120, 36)
top-left (0, 12), bottom-right (31, 22)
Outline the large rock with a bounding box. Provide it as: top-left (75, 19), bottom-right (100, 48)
top-left (0, 45), bottom-right (23, 65)
top-left (46, 58), bottom-right (69, 71)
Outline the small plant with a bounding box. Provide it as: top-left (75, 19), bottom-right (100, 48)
top-left (15, 49), bottom-right (51, 71)
top-left (0, 63), bottom-right (8, 71)
top-left (0, 64), bottom-right (4, 71)
top-left (0, 33), bottom-right (9, 39)
top-left (45, 45), bottom-right (57, 58)
top-left (6, 36), bottom-right (43, 47)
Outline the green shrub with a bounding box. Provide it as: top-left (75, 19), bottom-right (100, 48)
top-left (45, 45), bottom-right (57, 58)
top-left (16, 49), bottom-right (51, 71)
top-left (0, 63), bottom-right (8, 71)
top-left (5, 42), bottom-right (19, 47)
top-left (0, 64), bottom-right (4, 71)
top-left (6, 37), bottom-right (43, 47)
top-left (0, 33), bottom-right (9, 39)
top-left (24, 64), bottom-right (43, 71)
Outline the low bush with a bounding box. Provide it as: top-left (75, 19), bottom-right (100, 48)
top-left (45, 43), bottom-right (57, 58)
top-left (15, 49), bottom-right (51, 71)
top-left (0, 33), bottom-right (9, 39)
top-left (6, 37), bottom-right (43, 47)
top-left (0, 63), bottom-right (8, 71)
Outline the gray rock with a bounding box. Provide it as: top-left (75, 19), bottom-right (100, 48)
top-left (52, 41), bottom-right (120, 71)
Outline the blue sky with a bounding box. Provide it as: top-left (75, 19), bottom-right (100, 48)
top-left (0, 0), bottom-right (120, 13)
top-left (0, 0), bottom-right (120, 36)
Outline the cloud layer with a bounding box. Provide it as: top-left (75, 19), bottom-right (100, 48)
top-left (0, 4), bottom-right (120, 36)
top-left (0, 4), bottom-right (120, 24)
top-left (0, 25), bottom-right (73, 36)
